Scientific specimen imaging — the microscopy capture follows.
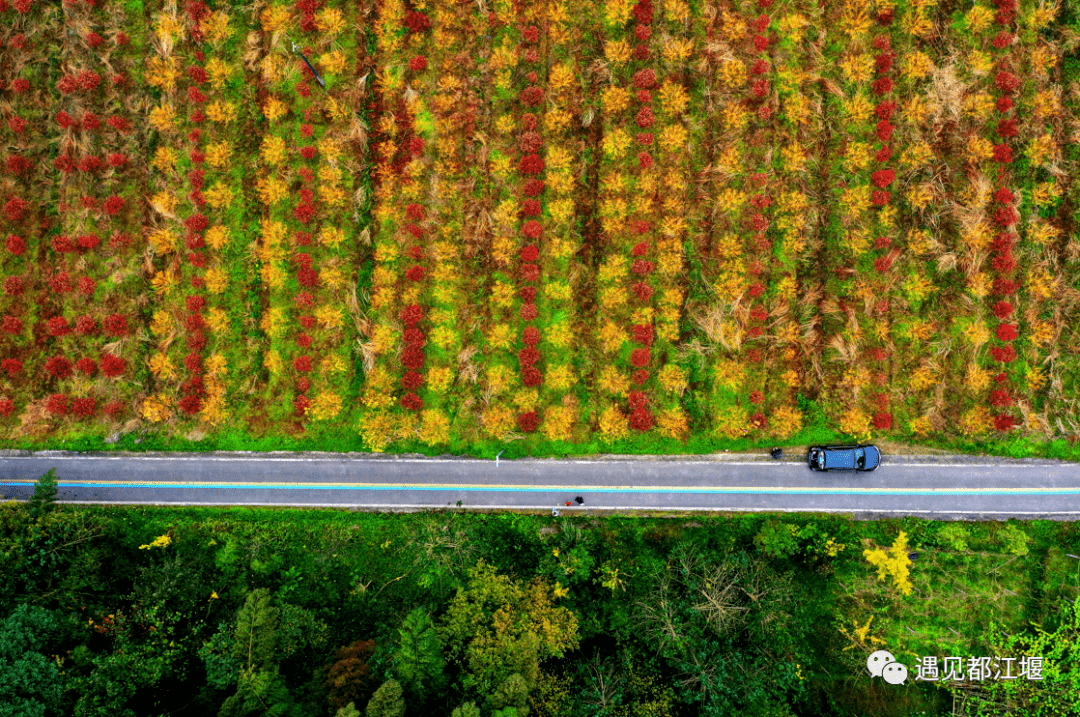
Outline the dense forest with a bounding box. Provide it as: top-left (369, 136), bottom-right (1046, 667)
top-left (1, 471), bottom-right (1078, 717)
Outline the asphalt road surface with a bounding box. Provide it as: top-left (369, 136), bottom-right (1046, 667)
top-left (2, 451), bottom-right (1079, 519)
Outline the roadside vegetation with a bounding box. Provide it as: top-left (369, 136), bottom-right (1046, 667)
top-left (1, 471), bottom-right (1078, 717)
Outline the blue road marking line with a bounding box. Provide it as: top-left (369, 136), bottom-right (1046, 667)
top-left (2, 482), bottom-right (1080, 496)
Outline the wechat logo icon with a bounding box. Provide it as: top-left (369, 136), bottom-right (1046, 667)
top-left (868, 650), bottom-right (908, 684)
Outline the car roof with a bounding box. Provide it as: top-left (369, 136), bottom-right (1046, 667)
top-left (824, 447), bottom-right (856, 469)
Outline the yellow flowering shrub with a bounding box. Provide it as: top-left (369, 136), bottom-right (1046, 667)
top-left (548, 323), bottom-right (573, 349)
top-left (206, 307), bottom-right (228, 334)
top-left (863, 532), bottom-right (914, 596)
top-left (260, 5), bottom-right (292, 33)
top-left (315, 7), bottom-right (347, 35)
top-left (597, 405), bottom-right (630, 440)
top-left (658, 364), bottom-right (688, 395)
top-left (205, 267), bottom-right (228, 294)
top-left (148, 228), bottom-right (178, 254)
top-left (204, 11), bottom-right (233, 45)
top-left (959, 406), bottom-right (992, 437)
top-left (205, 225), bottom-right (230, 251)
top-left (547, 364), bottom-right (575, 392)
top-left (487, 365), bottom-right (515, 396)
top-left (146, 55), bottom-right (180, 92)
top-left (657, 407), bottom-right (689, 439)
top-left (658, 124), bottom-right (688, 154)
top-left (149, 103), bottom-right (176, 132)
top-left (359, 411), bottom-right (399, 451)
top-left (308, 391), bottom-right (343, 421)
top-left (714, 406), bottom-right (748, 439)
top-left (771, 405), bottom-right (803, 439)
top-left (428, 366), bottom-right (454, 394)
top-left (204, 183), bottom-right (234, 211)
top-left (140, 394), bottom-right (173, 422)
top-left (256, 176), bottom-right (288, 206)
top-left (318, 50), bottom-right (348, 75)
top-left (148, 353), bottom-right (177, 380)
top-left (206, 101), bottom-right (237, 125)
top-left (483, 404), bottom-right (515, 437)
top-left (839, 408), bottom-right (872, 442)
top-left (260, 135), bottom-right (289, 166)
top-left (206, 141), bottom-right (232, 170)
top-left (542, 405), bottom-right (576, 442)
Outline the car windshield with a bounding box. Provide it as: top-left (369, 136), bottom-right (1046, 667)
top-left (855, 448), bottom-right (865, 468)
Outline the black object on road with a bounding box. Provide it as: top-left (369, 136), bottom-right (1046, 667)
top-left (575, 496), bottom-right (584, 505)
top-left (770, 447), bottom-right (783, 459)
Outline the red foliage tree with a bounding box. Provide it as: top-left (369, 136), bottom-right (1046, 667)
top-left (103, 313), bottom-right (128, 336)
top-left (1, 358), bottom-right (22, 377)
top-left (3, 277), bottom-right (24, 297)
top-left (871, 169), bottom-right (895, 188)
top-left (72, 397), bottom-right (96, 417)
top-left (521, 366), bottom-right (542, 386)
top-left (46, 394), bottom-right (69, 416)
top-left (996, 324), bottom-right (1018, 342)
top-left (100, 353), bottom-right (126, 377)
top-left (75, 315), bottom-right (96, 335)
top-left (47, 317), bottom-right (72, 336)
top-left (629, 407), bottom-right (654, 431)
top-left (518, 411), bottom-right (539, 432)
top-left (1, 316), bottom-right (21, 335)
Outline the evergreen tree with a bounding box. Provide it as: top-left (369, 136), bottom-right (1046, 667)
top-left (27, 469), bottom-right (59, 519)
top-left (218, 589), bottom-right (301, 717)
top-left (392, 608), bottom-right (446, 699)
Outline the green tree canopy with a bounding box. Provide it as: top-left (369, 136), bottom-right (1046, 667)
top-left (0, 604), bottom-right (63, 717)
top-left (485, 673), bottom-right (530, 716)
top-left (392, 608), bottom-right (447, 699)
top-left (27, 469), bottom-right (59, 519)
top-left (334, 703), bottom-right (361, 717)
top-left (218, 588), bottom-right (301, 717)
top-left (439, 560), bottom-right (579, 699)
top-left (365, 679), bottom-right (405, 717)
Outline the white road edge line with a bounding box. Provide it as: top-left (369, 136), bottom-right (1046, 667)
top-left (33, 500), bottom-right (1080, 515)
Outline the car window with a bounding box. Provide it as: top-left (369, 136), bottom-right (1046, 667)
top-left (855, 448), bottom-right (864, 468)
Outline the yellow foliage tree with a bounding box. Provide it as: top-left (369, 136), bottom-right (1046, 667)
top-left (438, 560), bottom-right (579, 695)
top-left (863, 531), bottom-right (914, 596)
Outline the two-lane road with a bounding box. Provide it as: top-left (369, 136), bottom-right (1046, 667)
top-left (1, 451), bottom-right (1079, 518)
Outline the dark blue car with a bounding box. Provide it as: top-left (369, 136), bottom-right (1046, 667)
top-left (808, 445), bottom-right (880, 472)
